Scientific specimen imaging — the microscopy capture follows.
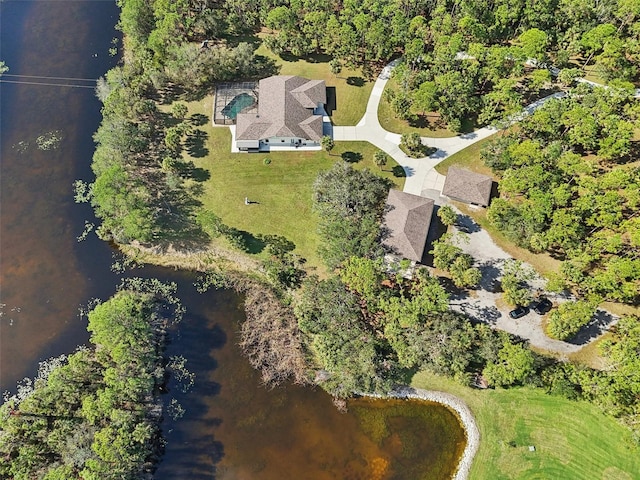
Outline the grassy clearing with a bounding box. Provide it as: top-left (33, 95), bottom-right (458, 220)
top-left (600, 301), bottom-right (640, 317)
top-left (567, 334), bottom-right (609, 370)
top-left (176, 96), bottom-right (404, 272)
top-left (528, 333), bottom-right (609, 370)
top-left (378, 77), bottom-right (460, 138)
top-left (254, 41), bottom-right (373, 126)
top-left (412, 371), bottom-right (640, 480)
top-left (434, 134), bottom-right (500, 176)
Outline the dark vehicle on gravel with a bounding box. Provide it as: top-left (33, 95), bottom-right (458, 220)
top-left (531, 297), bottom-right (552, 315)
top-left (509, 305), bottom-right (529, 319)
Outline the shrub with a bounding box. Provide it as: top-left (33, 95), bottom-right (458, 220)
top-left (546, 300), bottom-right (596, 341)
top-left (400, 132), bottom-right (430, 158)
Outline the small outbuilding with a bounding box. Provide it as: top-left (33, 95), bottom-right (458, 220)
top-left (382, 189), bottom-right (435, 262)
top-left (442, 166), bottom-right (493, 207)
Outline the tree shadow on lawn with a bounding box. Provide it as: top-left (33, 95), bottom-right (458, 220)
top-left (341, 151), bottom-right (362, 163)
top-left (185, 129), bottom-right (210, 158)
top-left (190, 113), bottom-right (209, 127)
top-left (278, 52), bottom-right (332, 64)
top-left (392, 165), bottom-right (408, 177)
top-left (221, 33), bottom-right (262, 48)
top-left (239, 230), bottom-right (267, 255)
top-left (159, 110), bottom-right (182, 128)
top-left (177, 160), bottom-right (211, 182)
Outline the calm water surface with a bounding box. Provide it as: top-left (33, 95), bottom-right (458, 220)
top-left (0, 2), bottom-right (466, 478)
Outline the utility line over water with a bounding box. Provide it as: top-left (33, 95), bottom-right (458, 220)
top-left (0, 73), bottom-right (97, 89)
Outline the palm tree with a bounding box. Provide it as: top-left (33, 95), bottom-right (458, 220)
top-left (321, 135), bottom-right (335, 155)
top-left (374, 150), bottom-right (388, 170)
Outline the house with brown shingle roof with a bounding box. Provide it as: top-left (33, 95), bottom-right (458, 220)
top-left (382, 189), bottom-right (435, 262)
top-left (442, 167), bottom-right (493, 207)
top-left (235, 76), bottom-right (326, 151)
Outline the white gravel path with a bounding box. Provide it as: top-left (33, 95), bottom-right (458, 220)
top-left (446, 217), bottom-right (618, 353)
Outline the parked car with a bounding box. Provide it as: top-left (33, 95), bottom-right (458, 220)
top-left (531, 297), bottom-right (552, 315)
top-left (509, 305), bottom-right (529, 319)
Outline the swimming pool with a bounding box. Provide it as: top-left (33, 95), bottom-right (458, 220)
top-left (221, 93), bottom-right (256, 119)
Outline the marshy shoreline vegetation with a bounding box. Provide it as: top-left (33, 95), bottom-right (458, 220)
top-left (11, 0), bottom-right (638, 477)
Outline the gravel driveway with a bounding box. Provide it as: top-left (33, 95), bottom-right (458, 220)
top-left (445, 212), bottom-right (616, 354)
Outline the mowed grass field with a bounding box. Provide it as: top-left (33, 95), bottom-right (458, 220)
top-left (177, 95), bottom-right (405, 271)
top-left (254, 41), bottom-right (374, 126)
top-left (412, 371), bottom-right (640, 480)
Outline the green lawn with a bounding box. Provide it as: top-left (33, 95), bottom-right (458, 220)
top-left (434, 134), bottom-right (499, 176)
top-left (178, 96), bottom-right (404, 272)
top-left (378, 77), bottom-right (470, 138)
top-left (254, 41), bottom-right (373, 126)
top-left (412, 371), bottom-right (640, 480)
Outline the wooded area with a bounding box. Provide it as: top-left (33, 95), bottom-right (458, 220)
top-left (85, 0), bottom-right (640, 244)
top-left (290, 158), bottom-right (639, 444)
top-left (482, 85), bottom-right (640, 306)
top-left (0, 285), bottom-right (180, 479)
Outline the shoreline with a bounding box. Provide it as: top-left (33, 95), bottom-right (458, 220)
top-left (362, 386), bottom-right (479, 480)
top-left (121, 243), bottom-right (480, 478)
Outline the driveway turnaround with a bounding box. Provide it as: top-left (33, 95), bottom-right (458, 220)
top-left (333, 61), bottom-right (564, 197)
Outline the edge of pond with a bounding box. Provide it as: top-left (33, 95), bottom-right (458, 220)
top-left (120, 242), bottom-right (480, 479)
top-left (361, 386), bottom-right (479, 480)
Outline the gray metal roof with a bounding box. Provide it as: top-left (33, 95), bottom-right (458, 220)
top-left (442, 167), bottom-right (493, 206)
top-left (382, 189), bottom-right (434, 262)
top-left (236, 76), bottom-right (326, 141)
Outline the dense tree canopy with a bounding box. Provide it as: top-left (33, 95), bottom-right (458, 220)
top-left (296, 260), bottom-right (524, 397)
top-left (483, 85), bottom-right (640, 305)
top-left (313, 161), bottom-right (391, 269)
top-left (0, 287), bottom-right (177, 479)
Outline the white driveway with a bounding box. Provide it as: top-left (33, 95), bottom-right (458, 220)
top-left (333, 64), bottom-right (563, 197)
